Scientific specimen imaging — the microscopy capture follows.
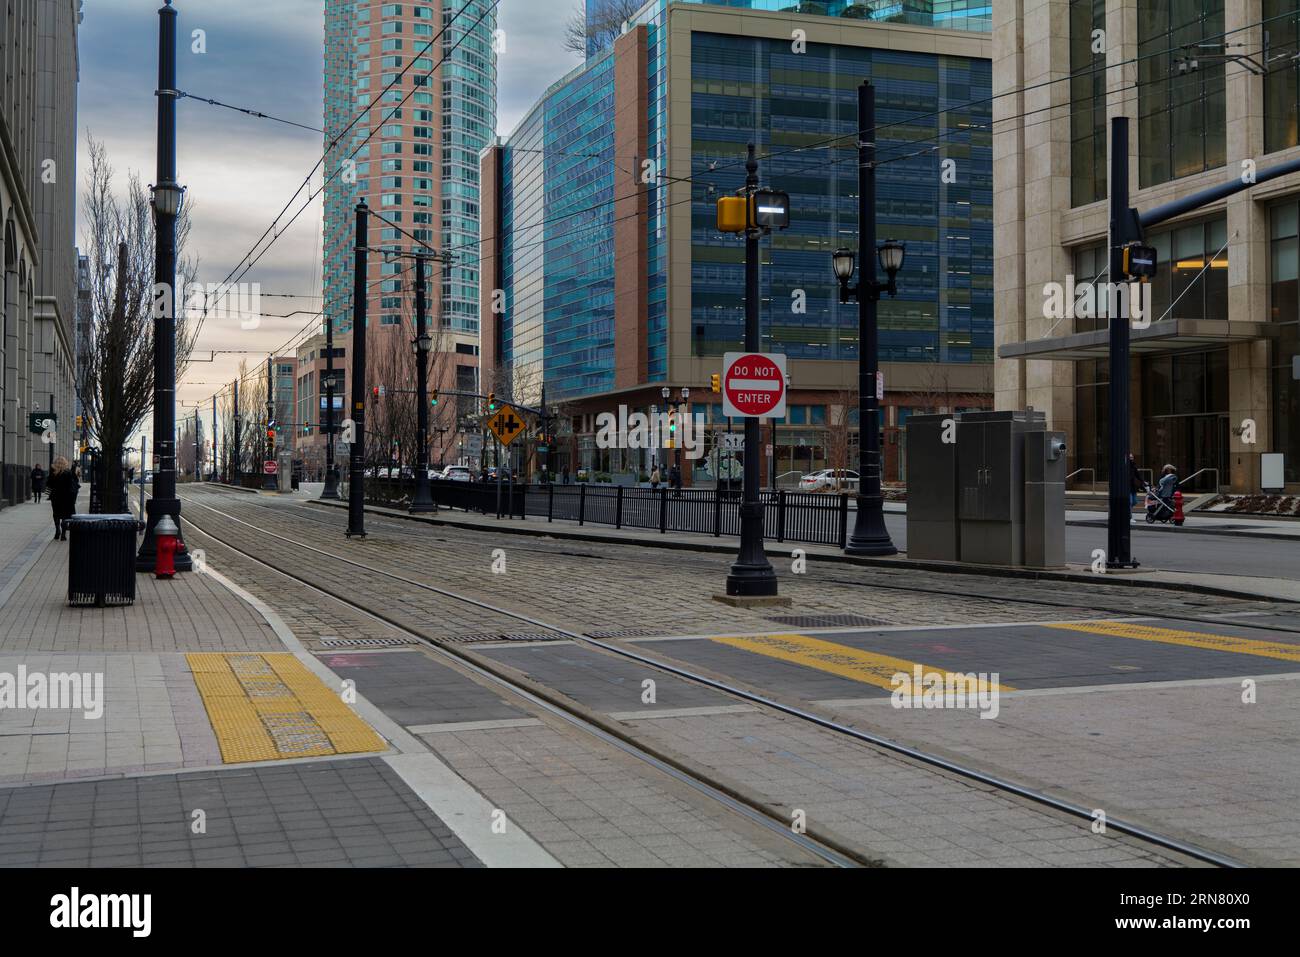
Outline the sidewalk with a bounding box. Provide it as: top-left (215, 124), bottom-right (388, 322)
top-left (0, 496), bottom-right (548, 867)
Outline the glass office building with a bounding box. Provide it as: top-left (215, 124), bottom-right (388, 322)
top-left (482, 0), bottom-right (993, 481)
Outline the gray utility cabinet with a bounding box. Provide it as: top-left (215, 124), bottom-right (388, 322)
top-left (906, 409), bottom-right (1066, 569)
top-left (957, 411), bottom-right (1041, 565)
top-left (904, 413), bottom-right (960, 561)
top-left (1024, 429), bottom-right (1067, 568)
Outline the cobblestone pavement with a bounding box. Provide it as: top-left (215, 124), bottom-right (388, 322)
top-left (181, 486), bottom-right (1244, 637)
top-left (172, 486), bottom-right (1215, 866)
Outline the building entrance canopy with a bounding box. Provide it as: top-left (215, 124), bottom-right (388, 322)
top-left (998, 319), bottom-right (1277, 362)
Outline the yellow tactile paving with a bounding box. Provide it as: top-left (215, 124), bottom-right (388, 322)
top-left (1047, 621), bottom-right (1300, 664)
top-left (186, 653), bottom-right (386, 763)
top-left (710, 633), bottom-right (1013, 692)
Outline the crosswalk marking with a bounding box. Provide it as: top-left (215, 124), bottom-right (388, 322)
top-left (1046, 621), bottom-right (1300, 663)
top-left (710, 632), bottom-right (1012, 692)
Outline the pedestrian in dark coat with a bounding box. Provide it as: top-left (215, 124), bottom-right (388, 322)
top-left (46, 456), bottom-right (79, 541)
top-left (30, 465), bottom-right (46, 503)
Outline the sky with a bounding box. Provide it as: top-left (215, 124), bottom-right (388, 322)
top-left (76, 0), bottom-right (583, 440)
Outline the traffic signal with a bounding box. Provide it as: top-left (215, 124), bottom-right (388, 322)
top-left (430, 390), bottom-right (439, 407)
top-left (710, 374), bottom-right (720, 393)
top-left (372, 386), bottom-right (380, 399)
top-left (75, 414), bottom-right (83, 429)
top-left (266, 427), bottom-right (275, 443)
top-left (486, 392), bottom-right (497, 412)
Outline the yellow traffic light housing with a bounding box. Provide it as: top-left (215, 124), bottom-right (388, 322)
top-left (716, 196), bottom-right (747, 233)
top-left (486, 392), bottom-right (497, 412)
top-left (710, 373), bottom-right (721, 393)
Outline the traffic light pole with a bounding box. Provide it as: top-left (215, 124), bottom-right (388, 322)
top-left (262, 356), bottom-right (277, 490)
top-left (346, 202), bottom-right (369, 539)
top-left (725, 144), bottom-right (779, 598)
top-left (321, 310), bottom-right (341, 499)
top-left (1106, 117), bottom-right (1137, 569)
top-left (411, 252), bottom-right (435, 513)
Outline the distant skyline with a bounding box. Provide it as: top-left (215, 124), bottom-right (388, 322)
top-left (74, 0), bottom-right (581, 440)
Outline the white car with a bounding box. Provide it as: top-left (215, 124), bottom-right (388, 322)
top-left (799, 469), bottom-right (860, 492)
top-left (441, 465), bottom-right (472, 482)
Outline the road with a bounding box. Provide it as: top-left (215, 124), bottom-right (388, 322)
top-left (875, 513), bottom-right (1296, 580)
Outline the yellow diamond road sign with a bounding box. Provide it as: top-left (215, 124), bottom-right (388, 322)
top-left (487, 408), bottom-right (526, 445)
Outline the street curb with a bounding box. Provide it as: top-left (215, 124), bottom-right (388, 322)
top-left (306, 498), bottom-right (1290, 604)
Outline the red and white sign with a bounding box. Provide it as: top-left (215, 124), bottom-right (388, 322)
top-left (721, 351), bottom-right (787, 419)
top-left (263, 460), bottom-right (278, 475)
top-left (876, 371), bottom-right (884, 401)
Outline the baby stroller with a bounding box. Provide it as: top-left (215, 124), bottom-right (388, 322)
top-left (1143, 482), bottom-right (1185, 526)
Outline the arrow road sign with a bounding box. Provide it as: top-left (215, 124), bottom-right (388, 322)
top-left (486, 408), bottom-right (526, 446)
top-left (722, 351), bottom-right (786, 419)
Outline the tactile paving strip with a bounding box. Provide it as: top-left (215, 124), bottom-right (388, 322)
top-left (186, 653), bottom-right (387, 763)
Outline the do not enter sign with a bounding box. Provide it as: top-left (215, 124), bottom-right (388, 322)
top-left (721, 351), bottom-right (787, 419)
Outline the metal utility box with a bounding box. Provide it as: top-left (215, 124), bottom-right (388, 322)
top-left (904, 413), bottom-right (960, 561)
top-left (1024, 430), bottom-right (1068, 568)
top-left (957, 411), bottom-right (1042, 565)
top-left (907, 409), bottom-right (1063, 569)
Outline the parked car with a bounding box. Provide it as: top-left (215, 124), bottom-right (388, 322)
top-left (441, 465), bottom-right (472, 482)
top-left (485, 466), bottom-right (512, 482)
top-left (798, 468), bottom-right (859, 492)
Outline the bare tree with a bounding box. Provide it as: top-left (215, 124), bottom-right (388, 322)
top-left (900, 360), bottom-right (992, 417)
top-left (562, 0), bottom-right (643, 57)
top-left (824, 388), bottom-right (857, 491)
top-left (77, 137), bottom-right (198, 511)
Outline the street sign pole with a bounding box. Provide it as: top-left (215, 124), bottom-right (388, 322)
top-left (726, 144), bottom-right (779, 598)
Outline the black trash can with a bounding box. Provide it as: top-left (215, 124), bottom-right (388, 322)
top-left (65, 513), bottom-right (141, 607)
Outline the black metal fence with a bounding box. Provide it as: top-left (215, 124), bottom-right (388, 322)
top-left (364, 479), bottom-right (851, 548)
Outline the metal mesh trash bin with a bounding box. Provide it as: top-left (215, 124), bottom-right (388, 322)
top-left (65, 514), bottom-right (141, 607)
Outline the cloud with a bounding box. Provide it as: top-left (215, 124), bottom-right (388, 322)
top-left (78, 0), bottom-right (585, 420)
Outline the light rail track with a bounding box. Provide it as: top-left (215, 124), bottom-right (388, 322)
top-left (180, 486), bottom-right (1245, 868)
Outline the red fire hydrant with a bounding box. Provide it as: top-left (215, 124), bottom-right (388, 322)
top-left (1172, 490), bottom-right (1185, 526)
top-left (154, 515), bottom-right (179, 578)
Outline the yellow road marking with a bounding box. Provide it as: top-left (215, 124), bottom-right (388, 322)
top-left (1047, 621), bottom-right (1300, 663)
top-left (187, 653), bottom-right (386, 763)
top-left (710, 633), bottom-right (1013, 692)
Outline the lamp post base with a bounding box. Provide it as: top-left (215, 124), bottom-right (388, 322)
top-left (320, 467), bottom-right (341, 500)
top-left (136, 497), bottom-right (194, 573)
top-left (410, 475), bottom-right (436, 513)
top-left (844, 492), bottom-right (897, 556)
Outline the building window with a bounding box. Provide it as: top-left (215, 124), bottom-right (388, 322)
top-left (1070, 0), bottom-right (1107, 206)
top-left (1138, 1), bottom-right (1226, 187)
top-left (1270, 202), bottom-right (1300, 481)
top-left (1264, 1), bottom-right (1300, 153)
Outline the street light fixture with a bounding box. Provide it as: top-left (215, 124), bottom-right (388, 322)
top-left (150, 180), bottom-right (185, 217)
top-left (831, 79), bottom-right (903, 558)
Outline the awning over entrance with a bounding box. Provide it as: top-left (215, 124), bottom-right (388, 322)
top-left (998, 319), bottom-right (1277, 361)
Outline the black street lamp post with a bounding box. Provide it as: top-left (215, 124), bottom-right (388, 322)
top-left (137, 0), bottom-right (192, 572)
top-left (410, 251), bottom-right (436, 513)
top-left (832, 79), bottom-right (902, 557)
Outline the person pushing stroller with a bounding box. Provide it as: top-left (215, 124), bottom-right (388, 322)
top-left (1143, 464), bottom-right (1183, 525)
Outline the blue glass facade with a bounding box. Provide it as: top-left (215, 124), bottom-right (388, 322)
top-left (495, 3), bottom-right (992, 404)
top-left (690, 33), bottom-right (993, 363)
top-left (499, 54), bottom-right (617, 401)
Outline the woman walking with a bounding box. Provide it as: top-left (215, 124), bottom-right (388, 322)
top-left (30, 464), bottom-right (46, 503)
top-left (46, 456), bottom-right (79, 541)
